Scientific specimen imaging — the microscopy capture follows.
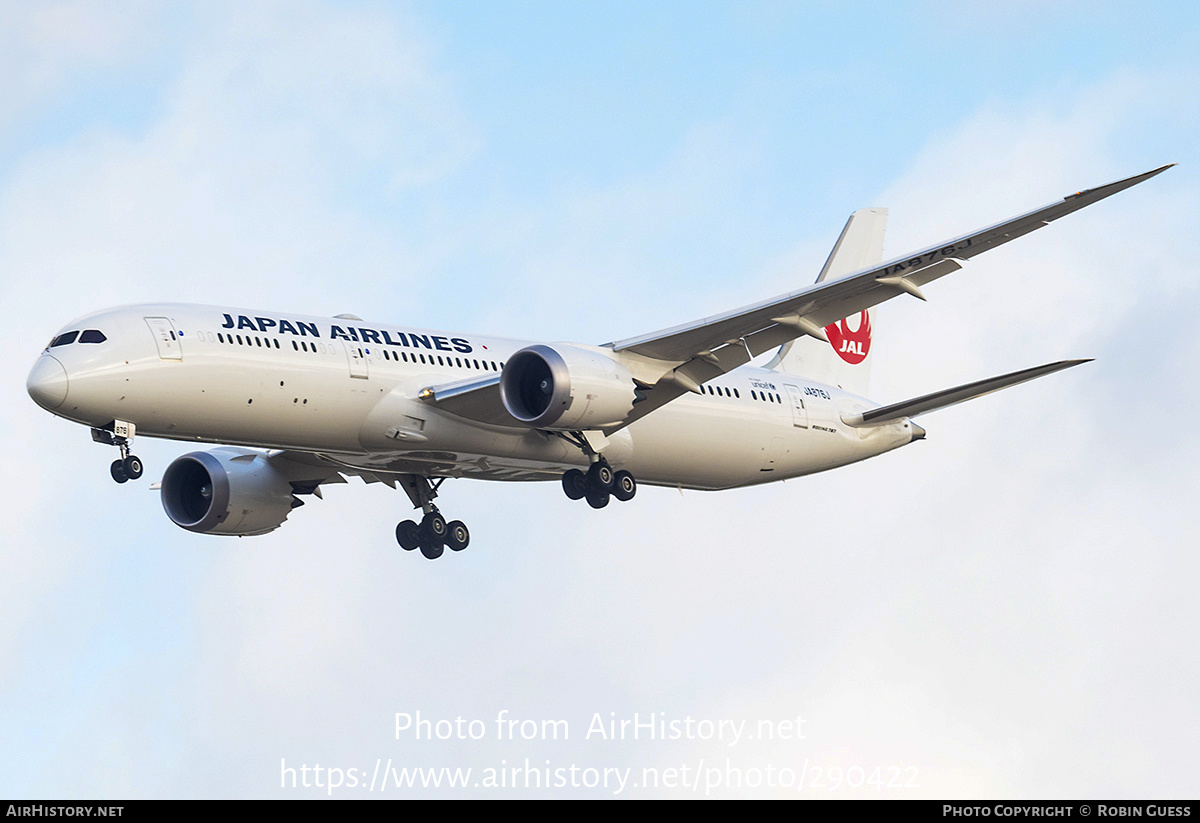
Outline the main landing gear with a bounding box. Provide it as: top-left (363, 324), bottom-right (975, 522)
top-left (394, 474), bottom-right (470, 560)
top-left (556, 430), bottom-right (637, 510)
top-left (561, 462), bottom-right (637, 508)
top-left (92, 421), bottom-right (144, 484)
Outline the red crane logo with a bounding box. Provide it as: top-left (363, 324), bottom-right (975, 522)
top-left (826, 311), bottom-right (871, 365)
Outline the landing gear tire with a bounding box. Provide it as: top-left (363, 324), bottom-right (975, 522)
top-left (110, 460), bottom-right (128, 484)
top-left (421, 512), bottom-right (447, 542)
top-left (446, 520), bottom-right (470, 552)
top-left (612, 470), bottom-right (636, 502)
top-left (562, 469), bottom-right (587, 500)
top-left (587, 462), bottom-right (614, 492)
top-left (418, 512), bottom-right (447, 559)
top-left (585, 488), bottom-right (610, 509)
top-left (396, 520), bottom-right (420, 551)
top-left (122, 455), bottom-right (143, 480)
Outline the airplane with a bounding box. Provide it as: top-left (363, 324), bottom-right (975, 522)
top-left (26, 165), bottom-right (1172, 559)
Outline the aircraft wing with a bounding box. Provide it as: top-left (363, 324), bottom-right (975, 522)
top-left (590, 164), bottom-right (1171, 431)
top-left (413, 165), bottom-right (1170, 434)
top-left (413, 372), bottom-right (516, 427)
top-left (610, 165), bottom-right (1172, 363)
top-left (264, 449), bottom-right (395, 488)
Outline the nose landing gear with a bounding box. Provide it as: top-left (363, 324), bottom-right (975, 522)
top-left (93, 421), bottom-right (144, 484)
top-left (394, 475), bottom-right (471, 560)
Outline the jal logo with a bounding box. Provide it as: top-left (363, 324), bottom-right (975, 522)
top-left (826, 311), bottom-right (871, 365)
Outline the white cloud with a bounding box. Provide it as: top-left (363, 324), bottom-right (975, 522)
top-left (0, 1), bottom-right (164, 131)
top-left (0, 0), bottom-right (479, 325)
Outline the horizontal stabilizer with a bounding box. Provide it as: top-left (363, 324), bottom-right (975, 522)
top-left (843, 359), bottom-right (1091, 427)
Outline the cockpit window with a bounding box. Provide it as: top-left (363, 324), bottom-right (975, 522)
top-left (79, 330), bottom-right (107, 343)
top-left (49, 331), bottom-right (79, 347)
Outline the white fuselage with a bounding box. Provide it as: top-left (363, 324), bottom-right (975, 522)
top-left (29, 304), bottom-right (917, 490)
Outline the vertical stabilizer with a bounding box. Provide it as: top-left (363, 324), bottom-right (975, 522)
top-left (765, 207), bottom-right (886, 397)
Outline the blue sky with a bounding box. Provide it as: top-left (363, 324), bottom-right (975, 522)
top-left (2, 0), bottom-right (1199, 798)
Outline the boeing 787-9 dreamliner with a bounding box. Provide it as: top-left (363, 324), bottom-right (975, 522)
top-left (26, 165), bottom-right (1172, 558)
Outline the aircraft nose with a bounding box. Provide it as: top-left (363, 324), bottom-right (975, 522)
top-left (27, 355), bottom-right (69, 410)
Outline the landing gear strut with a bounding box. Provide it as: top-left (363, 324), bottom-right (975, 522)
top-left (394, 474), bottom-right (470, 560)
top-left (93, 421), bottom-right (144, 484)
top-left (556, 431), bottom-right (637, 509)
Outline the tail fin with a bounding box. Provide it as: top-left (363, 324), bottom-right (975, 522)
top-left (765, 207), bottom-right (887, 396)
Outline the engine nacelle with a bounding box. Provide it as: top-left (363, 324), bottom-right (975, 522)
top-left (500, 343), bottom-right (638, 430)
top-left (160, 447), bottom-right (298, 536)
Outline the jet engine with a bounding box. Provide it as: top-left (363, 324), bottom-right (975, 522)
top-left (500, 344), bottom-right (639, 430)
top-left (160, 447), bottom-right (300, 536)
